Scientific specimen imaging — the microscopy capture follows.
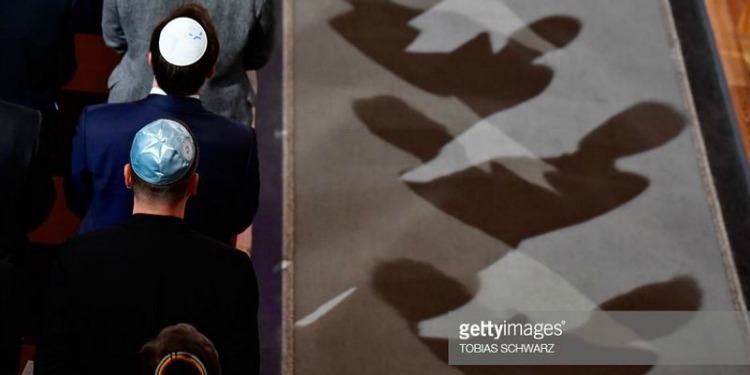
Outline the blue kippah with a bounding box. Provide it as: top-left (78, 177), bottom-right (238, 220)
top-left (130, 119), bottom-right (196, 185)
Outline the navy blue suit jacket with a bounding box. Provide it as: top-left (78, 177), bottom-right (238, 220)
top-left (66, 95), bottom-right (259, 244)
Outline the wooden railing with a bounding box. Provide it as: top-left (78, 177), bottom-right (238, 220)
top-left (705, 0), bottom-right (750, 154)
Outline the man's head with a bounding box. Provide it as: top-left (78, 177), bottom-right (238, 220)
top-left (140, 323), bottom-right (220, 375)
top-left (125, 119), bottom-right (199, 210)
top-left (149, 4), bottom-right (220, 96)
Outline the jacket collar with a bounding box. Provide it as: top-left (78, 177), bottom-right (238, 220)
top-left (140, 94), bottom-right (208, 114)
top-left (149, 87), bottom-right (200, 100)
top-left (124, 214), bottom-right (193, 233)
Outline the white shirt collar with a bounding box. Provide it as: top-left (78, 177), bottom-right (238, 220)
top-left (150, 87), bottom-right (200, 99)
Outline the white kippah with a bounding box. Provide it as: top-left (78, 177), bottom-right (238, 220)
top-left (158, 17), bottom-right (208, 67)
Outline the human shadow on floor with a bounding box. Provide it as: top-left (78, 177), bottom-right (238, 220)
top-left (354, 97), bottom-right (685, 248)
top-left (373, 259), bottom-right (701, 374)
top-left (330, 0), bottom-right (581, 117)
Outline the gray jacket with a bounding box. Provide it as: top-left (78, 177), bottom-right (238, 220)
top-left (102, 0), bottom-right (274, 123)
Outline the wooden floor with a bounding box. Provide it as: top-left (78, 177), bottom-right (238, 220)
top-left (704, 0), bottom-right (750, 154)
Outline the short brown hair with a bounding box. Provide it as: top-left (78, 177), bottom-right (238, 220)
top-left (149, 4), bottom-right (220, 96)
top-left (131, 159), bottom-right (198, 207)
top-left (140, 323), bottom-right (220, 375)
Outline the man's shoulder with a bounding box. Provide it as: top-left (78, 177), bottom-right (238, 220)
top-left (168, 231), bottom-right (255, 285)
top-left (192, 111), bottom-right (257, 149)
top-left (80, 100), bottom-right (164, 139)
top-left (56, 226), bottom-right (129, 271)
top-left (202, 112), bottom-right (256, 137)
top-left (0, 100), bottom-right (41, 142)
top-left (80, 98), bottom-right (257, 147)
top-left (188, 231), bottom-right (252, 265)
top-left (64, 226), bottom-right (127, 252)
top-left (0, 100), bottom-right (39, 123)
top-left (83, 100), bottom-right (150, 120)
top-left (63, 225), bottom-right (250, 263)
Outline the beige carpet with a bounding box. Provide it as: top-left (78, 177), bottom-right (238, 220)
top-left (287, 0), bottom-right (748, 373)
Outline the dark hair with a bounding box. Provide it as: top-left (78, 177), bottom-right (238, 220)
top-left (140, 323), bottom-right (220, 375)
top-left (149, 4), bottom-right (220, 96)
top-left (131, 164), bottom-right (196, 207)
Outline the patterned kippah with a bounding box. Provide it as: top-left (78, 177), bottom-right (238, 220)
top-left (130, 119), bottom-right (196, 185)
top-left (155, 352), bottom-right (207, 375)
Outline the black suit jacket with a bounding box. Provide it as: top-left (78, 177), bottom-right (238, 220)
top-left (0, 100), bottom-right (54, 262)
top-left (35, 214), bottom-right (260, 375)
top-left (0, 100), bottom-right (54, 375)
top-left (0, 0), bottom-right (76, 108)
